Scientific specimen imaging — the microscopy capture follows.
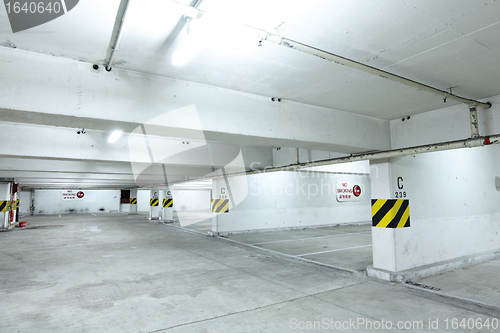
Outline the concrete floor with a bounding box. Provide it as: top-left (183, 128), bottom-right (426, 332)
top-left (173, 211), bottom-right (373, 272)
top-left (224, 224), bottom-right (373, 272)
top-left (416, 258), bottom-right (500, 308)
top-left (1, 213), bottom-right (499, 332)
top-left (173, 210), bottom-right (212, 233)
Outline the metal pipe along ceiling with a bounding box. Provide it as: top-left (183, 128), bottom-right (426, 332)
top-left (469, 106), bottom-right (480, 138)
top-left (104, 0), bottom-right (131, 71)
top-left (167, 134), bottom-right (500, 185)
top-left (170, 2), bottom-right (491, 109)
top-left (263, 33), bottom-right (491, 110)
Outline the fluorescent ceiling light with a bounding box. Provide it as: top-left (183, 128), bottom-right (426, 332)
top-left (174, 180), bottom-right (212, 187)
top-left (172, 11), bottom-right (263, 67)
top-left (108, 130), bottom-right (123, 143)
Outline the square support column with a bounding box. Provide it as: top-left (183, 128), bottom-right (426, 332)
top-left (211, 178), bottom-right (231, 235)
top-left (0, 182), bottom-right (14, 231)
top-left (129, 188), bottom-right (138, 215)
top-left (160, 187), bottom-right (174, 223)
top-left (149, 188), bottom-right (161, 220)
top-left (370, 159), bottom-right (398, 272)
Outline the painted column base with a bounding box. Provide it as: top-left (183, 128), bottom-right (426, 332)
top-left (160, 208), bottom-right (174, 223)
top-left (0, 224), bottom-right (15, 232)
top-left (367, 250), bottom-right (500, 282)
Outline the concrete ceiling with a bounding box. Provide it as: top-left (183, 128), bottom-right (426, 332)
top-left (1, 0), bottom-right (499, 189)
top-left (1, 0), bottom-right (499, 118)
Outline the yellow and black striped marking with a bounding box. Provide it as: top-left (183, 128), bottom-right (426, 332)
top-left (130, 198), bottom-right (137, 205)
top-left (150, 198), bottom-right (159, 207)
top-left (372, 199), bottom-right (410, 228)
top-left (0, 201), bottom-right (9, 212)
top-left (16, 199), bottom-right (19, 208)
top-left (162, 199), bottom-right (173, 208)
top-left (212, 199), bottom-right (229, 213)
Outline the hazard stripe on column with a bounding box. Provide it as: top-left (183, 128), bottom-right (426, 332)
top-left (0, 201), bottom-right (9, 212)
top-left (150, 198), bottom-right (159, 207)
top-left (372, 199), bottom-right (410, 228)
top-left (163, 199), bottom-right (173, 208)
top-left (130, 198), bottom-right (137, 204)
top-left (212, 199), bottom-right (229, 213)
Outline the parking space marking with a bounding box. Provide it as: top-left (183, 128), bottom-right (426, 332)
top-left (298, 244), bottom-right (372, 257)
top-left (250, 232), bottom-right (368, 246)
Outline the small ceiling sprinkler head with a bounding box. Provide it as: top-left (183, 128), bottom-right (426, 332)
top-left (258, 39), bottom-right (263, 47)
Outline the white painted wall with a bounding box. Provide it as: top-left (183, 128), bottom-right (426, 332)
top-left (172, 190), bottom-right (211, 211)
top-left (33, 190), bottom-right (120, 215)
top-left (137, 189), bottom-right (150, 212)
top-left (371, 94), bottom-right (500, 272)
top-left (19, 191), bottom-right (31, 215)
top-left (370, 159), bottom-right (392, 199)
top-left (213, 171), bottom-right (371, 233)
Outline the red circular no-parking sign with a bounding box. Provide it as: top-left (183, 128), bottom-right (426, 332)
top-left (353, 185), bottom-right (361, 197)
top-left (77, 191), bottom-right (85, 199)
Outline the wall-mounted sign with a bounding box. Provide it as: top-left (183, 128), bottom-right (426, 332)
top-left (336, 181), bottom-right (363, 202)
top-left (62, 190), bottom-right (85, 200)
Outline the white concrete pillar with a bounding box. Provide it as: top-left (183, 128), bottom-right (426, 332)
top-left (160, 187), bottom-right (174, 223)
top-left (0, 182), bottom-right (13, 231)
top-left (370, 160), bottom-right (398, 271)
top-left (129, 188), bottom-right (138, 215)
top-left (211, 178), bottom-right (231, 234)
top-left (149, 188), bottom-right (161, 220)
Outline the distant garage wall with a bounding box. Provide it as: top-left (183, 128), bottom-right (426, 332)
top-left (19, 191), bottom-right (31, 215)
top-left (33, 190), bottom-right (120, 215)
top-left (137, 189), bottom-right (150, 212)
top-left (213, 170), bottom-right (371, 233)
top-left (173, 190), bottom-right (211, 211)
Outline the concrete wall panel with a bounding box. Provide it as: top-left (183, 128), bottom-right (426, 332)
top-left (213, 171), bottom-right (371, 233)
top-left (33, 190), bottom-right (120, 215)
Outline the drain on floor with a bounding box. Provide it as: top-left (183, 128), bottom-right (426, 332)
top-left (406, 281), bottom-right (441, 291)
top-left (21, 225), bottom-right (65, 230)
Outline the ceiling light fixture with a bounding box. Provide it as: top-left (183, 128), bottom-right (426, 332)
top-left (108, 130), bottom-right (123, 143)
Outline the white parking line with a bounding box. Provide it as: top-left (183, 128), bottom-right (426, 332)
top-left (298, 244), bottom-right (372, 257)
top-left (251, 232), bottom-right (368, 246)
